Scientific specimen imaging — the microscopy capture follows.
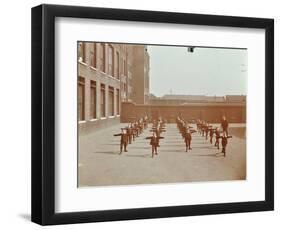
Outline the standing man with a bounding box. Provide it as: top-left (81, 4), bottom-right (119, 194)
top-left (221, 116), bottom-right (229, 136)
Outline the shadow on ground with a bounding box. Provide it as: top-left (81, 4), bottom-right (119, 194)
top-left (18, 213), bottom-right (30, 222)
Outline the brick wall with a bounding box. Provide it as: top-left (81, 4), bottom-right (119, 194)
top-left (121, 102), bottom-right (246, 123)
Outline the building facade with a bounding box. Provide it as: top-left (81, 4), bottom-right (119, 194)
top-left (78, 42), bottom-right (149, 134)
top-left (131, 46), bottom-right (150, 104)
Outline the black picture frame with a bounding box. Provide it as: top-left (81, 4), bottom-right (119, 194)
top-left (31, 4), bottom-right (274, 225)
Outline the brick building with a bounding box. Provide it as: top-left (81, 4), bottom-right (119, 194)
top-left (131, 46), bottom-right (150, 104)
top-left (78, 42), bottom-right (150, 134)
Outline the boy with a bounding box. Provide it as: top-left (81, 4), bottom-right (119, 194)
top-left (145, 132), bottom-right (164, 158)
top-left (183, 129), bottom-right (196, 152)
top-left (205, 123), bottom-right (211, 140)
top-left (220, 131), bottom-right (232, 157)
top-left (214, 127), bottom-right (221, 149)
top-left (126, 125), bottom-right (133, 144)
top-left (209, 128), bottom-right (215, 144)
top-left (113, 128), bottom-right (128, 154)
top-left (221, 116), bottom-right (229, 136)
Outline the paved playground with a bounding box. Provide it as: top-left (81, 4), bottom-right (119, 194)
top-left (78, 123), bottom-right (246, 187)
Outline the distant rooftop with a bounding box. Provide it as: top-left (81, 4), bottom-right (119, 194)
top-left (225, 95), bottom-right (246, 102)
top-left (149, 94), bottom-right (246, 103)
top-left (162, 94), bottom-right (226, 102)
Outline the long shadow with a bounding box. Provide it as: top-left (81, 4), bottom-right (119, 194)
top-left (160, 149), bottom-right (183, 152)
top-left (130, 146), bottom-right (150, 150)
top-left (194, 152), bottom-right (224, 157)
top-left (165, 135), bottom-right (182, 137)
top-left (162, 139), bottom-right (182, 142)
top-left (192, 146), bottom-right (215, 149)
top-left (125, 154), bottom-right (151, 158)
top-left (18, 213), bottom-right (30, 222)
top-left (94, 151), bottom-right (119, 155)
top-left (192, 140), bottom-right (209, 144)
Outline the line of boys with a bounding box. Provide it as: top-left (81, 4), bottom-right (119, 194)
top-left (113, 115), bottom-right (149, 154)
top-left (177, 117), bottom-right (197, 152)
top-left (196, 119), bottom-right (232, 156)
top-left (145, 117), bottom-right (166, 158)
top-left (114, 115), bottom-right (232, 157)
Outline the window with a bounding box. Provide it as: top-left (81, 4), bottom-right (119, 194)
top-left (78, 77), bottom-right (85, 121)
top-left (100, 43), bottom-right (106, 72)
top-left (108, 46), bottom-right (114, 76)
top-left (116, 88), bottom-right (120, 115)
top-left (90, 81), bottom-right (97, 119)
top-left (122, 83), bottom-right (127, 102)
top-left (116, 52), bottom-right (120, 79)
top-left (123, 58), bottom-right (126, 76)
top-left (90, 43), bottom-right (97, 68)
top-left (100, 84), bottom-right (106, 117)
top-left (78, 42), bottom-right (86, 63)
top-left (108, 86), bottom-right (114, 116)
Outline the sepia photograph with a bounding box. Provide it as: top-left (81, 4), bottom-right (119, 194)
top-left (30, 3), bottom-right (274, 225)
top-left (78, 42), bottom-right (247, 187)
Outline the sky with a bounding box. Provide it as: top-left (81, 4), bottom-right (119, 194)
top-left (147, 45), bottom-right (247, 97)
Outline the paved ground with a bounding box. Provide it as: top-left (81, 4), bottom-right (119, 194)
top-left (78, 123), bottom-right (246, 187)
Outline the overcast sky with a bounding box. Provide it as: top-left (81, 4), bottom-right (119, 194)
top-left (147, 45), bottom-right (247, 97)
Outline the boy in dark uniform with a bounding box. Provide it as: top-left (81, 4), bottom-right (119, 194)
top-left (184, 129), bottom-right (196, 152)
top-left (209, 128), bottom-right (215, 144)
top-left (220, 131), bottom-right (232, 157)
top-left (221, 116), bottom-right (229, 136)
top-left (145, 132), bottom-right (164, 158)
top-left (113, 128), bottom-right (128, 154)
top-left (150, 123), bottom-right (166, 147)
top-left (143, 115), bottom-right (148, 129)
top-left (197, 120), bottom-right (203, 135)
top-left (133, 122), bottom-right (138, 138)
top-left (126, 125), bottom-right (133, 144)
top-left (132, 122), bottom-right (138, 137)
top-left (205, 123), bottom-right (211, 140)
top-left (137, 119), bottom-right (143, 135)
top-left (214, 127), bottom-right (221, 149)
top-left (201, 121), bottom-right (206, 137)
